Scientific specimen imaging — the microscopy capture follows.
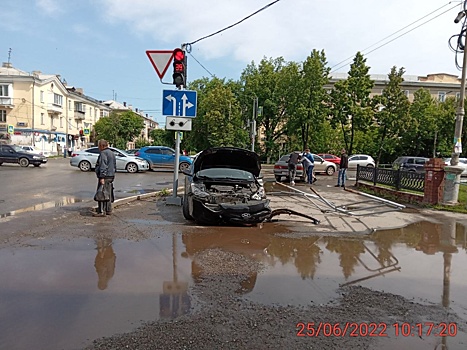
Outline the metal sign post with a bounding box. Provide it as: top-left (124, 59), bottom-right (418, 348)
top-left (166, 130), bottom-right (182, 206)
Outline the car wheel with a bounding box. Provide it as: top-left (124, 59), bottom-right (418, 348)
top-left (179, 162), bottom-right (190, 172)
top-left (126, 162), bottom-right (138, 173)
top-left (326, 166), bottom-right (335, 176)
top-left (79, 160), bottom-right (91, 172)
top-left (19, 158), bottom-right (30, 167)
top-left (275, 176), bottom-right (281, 182)
top-left (182, 195), bottom-right (193, 220)
top-left (0, 162), bottom-right (3, 165)
top-left (367, 164), bottom-right (374, 167)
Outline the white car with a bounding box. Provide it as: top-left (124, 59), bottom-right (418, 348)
top-left (70, 146), bottom-right (149, 173)
top-left (348, 154), bottom-right (376, 169)
top-left (444, 158), bottom-right (467, 176)
top-left (21, 145), bottom-right (49, 157)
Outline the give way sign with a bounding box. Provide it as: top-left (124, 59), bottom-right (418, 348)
top-left (146, 50), bottom-right (174, 79)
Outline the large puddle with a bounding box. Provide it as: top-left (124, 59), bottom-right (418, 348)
top-left (1, 220), bottom-right (466, 349)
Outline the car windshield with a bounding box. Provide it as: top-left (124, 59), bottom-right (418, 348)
top-left (196, 168), bottom-right (254, 181)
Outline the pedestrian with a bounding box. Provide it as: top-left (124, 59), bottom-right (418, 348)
top-left (336, 148), bottom-right (349, 188)
top-left (302, 148), bottom-right (316, 184)
top-left (287, 151), bottom-right (300, 185)
top-left (68, 146), bottom-right (72, 157)
top-left (93, 139), bottom-right (116, 217)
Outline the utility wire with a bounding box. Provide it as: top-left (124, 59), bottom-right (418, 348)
top-left (188, 52), bottom-right (215, 77)
top-left (185, 0), bottom-right (281, 46)
top-left (331, 1), bottom-right (461, 73)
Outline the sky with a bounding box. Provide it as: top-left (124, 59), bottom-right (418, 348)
top-left (1, 0), bottom-right (466, 125)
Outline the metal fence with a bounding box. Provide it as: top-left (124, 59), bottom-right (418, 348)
top-left (356, 165), bottom-right (425, 193)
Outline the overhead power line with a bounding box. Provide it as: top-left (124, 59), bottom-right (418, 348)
top-left (185, 0), bottom-right (281, 46)
top-left (330, 1), bottom-right (461, 73)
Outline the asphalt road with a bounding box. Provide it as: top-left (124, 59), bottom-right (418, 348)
top-left (0, 157), bottom-right (177, 216)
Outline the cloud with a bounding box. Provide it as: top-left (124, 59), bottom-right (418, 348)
top-left (98, 0), bottom-right (464, 76)
top-left (36, 0), bottom-right (63, 16)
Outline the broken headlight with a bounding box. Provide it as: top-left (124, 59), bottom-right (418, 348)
top-left (191, 183), bottom-right (210, 199)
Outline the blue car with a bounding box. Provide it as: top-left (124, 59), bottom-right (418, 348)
top-left (136, 146), bottom-right (192, 172)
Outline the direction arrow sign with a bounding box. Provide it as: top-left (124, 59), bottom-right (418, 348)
top-left (162, 90), bottom-right (197, 117)
top-left (146, 50), bottom-right (174, 79)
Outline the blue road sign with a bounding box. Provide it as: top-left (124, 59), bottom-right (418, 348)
top-left (162, 90), bottom-right (197, 117)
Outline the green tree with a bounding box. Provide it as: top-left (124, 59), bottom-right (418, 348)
top-left (93, 110), bottom-right (144, 149)
top-left (329, 52), bottom-right (374, 155)
top-left (286, 49), bottom-right (331, 151)
top-left (149, 128), bottom-right (174, 147)
top-left (186, 77), bottom-right (248, 150)
top-left (372, 66), bottom-right (411, 164)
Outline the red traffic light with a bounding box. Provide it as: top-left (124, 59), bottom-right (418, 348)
top-left (173, 48), bottom-right (185, 62)
top-left (172, 48), bottom-right (186, 88)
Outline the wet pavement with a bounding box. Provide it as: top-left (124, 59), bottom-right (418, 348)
top-left (0, 181), bottom-right (467, 349)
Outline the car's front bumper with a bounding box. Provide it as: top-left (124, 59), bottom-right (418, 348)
top-left (191, 197), bottom-right (271, 225)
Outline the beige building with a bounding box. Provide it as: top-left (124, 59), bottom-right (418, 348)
top-left (0, 62), bottom-right (159, 154)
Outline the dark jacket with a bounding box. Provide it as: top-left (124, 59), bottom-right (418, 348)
top-left (339, 153), bottom-right (349, 169)
top-left (96, 148), bottom-right (117, 179)
top-left (287, 152), bottom-right (300, 165)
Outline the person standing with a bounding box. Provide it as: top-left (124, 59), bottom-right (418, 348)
top-left (93, 139), bottom-right (116, 217)
top-left (336, 148), bottom-right (349, 188)
top-left (287, 152), bottom-right (300, 185)
top-left (303, 148), bottom-right (316, 184)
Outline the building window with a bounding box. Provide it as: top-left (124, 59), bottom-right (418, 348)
top-left (53, 93), bottom-right (63, 106)
top-left (40, 91), bottom-right (44, 103)
top-left (75, 102), bottom-right (85, 113)
top-left (41, 113), bottom-right (44, 125)
top-left (50, 116), bottom-right (54, 128)
top-left (404, 90), bottom-right (409, 97)
top-left (0, 110), bottom-right (6, 123)
top-left (68, 100), bottom-right (72, 111)
top-left (438, 91), bottom-right (446, 102)
top-left (0, 85), bottom-right (9, 96)
top-left (60, 117), bottom-right (63, 128)
top-left (456, 92), bottom-right (461, 101)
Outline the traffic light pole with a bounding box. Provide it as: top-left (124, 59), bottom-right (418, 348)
top-left (166, 128), bottom-right (182, 206)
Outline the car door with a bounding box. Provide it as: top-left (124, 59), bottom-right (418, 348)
top-left (414, 158), bottom-right (427, 172)
top-left (1, 145), bottom-right (19, 164)
top-left (143, 148), bottom-right (162, 167)
top-left (84, 147), bottom-right (100, 167)
top-left (110, 148), bottom-right (127, 171)
top-left (160, 147), bottom-right (176, 168)
top-left (312, 154), bottom-right (325, 172)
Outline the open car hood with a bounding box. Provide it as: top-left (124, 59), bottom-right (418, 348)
top-left (193, 147), bottom-right (261, 177)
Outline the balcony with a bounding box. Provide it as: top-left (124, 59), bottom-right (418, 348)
top-left (47, 103), bottom-right (62, 114)
top-left (74, 110), bottom-right (85, 120)
top-left (0, 97), bottom-right (13, 108)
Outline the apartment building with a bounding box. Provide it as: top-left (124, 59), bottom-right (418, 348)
top-left (0, 62), bottom-right (159, 154)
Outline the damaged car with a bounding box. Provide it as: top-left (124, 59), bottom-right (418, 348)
top-left (182, 147), bottom-right (271, 225)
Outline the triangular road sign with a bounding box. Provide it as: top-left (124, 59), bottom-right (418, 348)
top-left (146, 50), bottom-right (174, 79)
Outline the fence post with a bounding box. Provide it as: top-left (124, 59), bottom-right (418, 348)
top-left (373, 167), bottom-right (378, 186)
top-left (395, 169), bottom-right (401, 191)
top-left (356, 164), bottom-right (360, 186)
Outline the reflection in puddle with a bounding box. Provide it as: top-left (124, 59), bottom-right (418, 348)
top-left (0, 197), bottom-right (84, 219)
top-left (1, 220), bottom-right (467, 349)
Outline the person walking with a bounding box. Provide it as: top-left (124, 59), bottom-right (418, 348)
top-left (287, 152), bottom-right (300, 185)
top-left (302, 148), bottom-right (316, 184)
top-left (336, 148), bottom-right (349, 188)
top-left (93, 139), bottom-right (116, 217)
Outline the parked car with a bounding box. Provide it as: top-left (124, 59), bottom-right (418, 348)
top-left (181, 147), bottom-right (271, 225)
top-left (0, 144), bottom-right (48, 167)
top-left (135, 146), bottom-right (192, 172)
top-left (392, 156), bottom-right (429, 173)
top-left (21, 145), bottom-right (49, 157)
top-left (125, 148), bottom-right (139, 155)
top-left (317, 153), bottom-right (341, 166)
top-left (273, 152), bottom-right (336, 182)
top-left (348, 154), bottom-right (376, 169)
top-left (443, 157), bottom-right (467, 175)
top-left (70, 147), bottom-right (149, 173)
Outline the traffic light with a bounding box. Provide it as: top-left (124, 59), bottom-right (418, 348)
top-left (172, 48), bottom-right (186, 88)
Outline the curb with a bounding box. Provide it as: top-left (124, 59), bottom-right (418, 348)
top-left (111, 186), bottom-right (184, 209)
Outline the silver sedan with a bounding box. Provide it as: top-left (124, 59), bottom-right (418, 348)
top-left (70, 147), bottom-right (149, 173)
